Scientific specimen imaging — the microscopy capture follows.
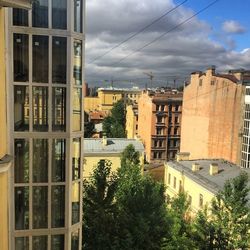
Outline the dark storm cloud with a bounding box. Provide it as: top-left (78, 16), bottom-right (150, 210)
top-left (85, 0), bottom-right (250, 87)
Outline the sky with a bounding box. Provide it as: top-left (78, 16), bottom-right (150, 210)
top-left (85, 0), bottom-right (250, 88)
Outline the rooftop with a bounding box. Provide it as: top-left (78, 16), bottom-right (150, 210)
top-left (98, 87), bottom-right (142, 92)
top-left (84, 138), bottom-right (144, 155)
top-left (167, 159), bottom-right (250, 194)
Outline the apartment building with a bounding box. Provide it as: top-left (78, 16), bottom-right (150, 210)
top-left (164, 154), bottom-right (250, 213)
top-left (3, 1), bottom-right (85, 249)
top-left (138, 90), bottom-right (182, 162)
top-left (126, 104), bottom-right (138, 139)
top-left (181, 66), bottom-right (250, 167)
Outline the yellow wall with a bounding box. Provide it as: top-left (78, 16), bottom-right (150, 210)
top-left (98, 90), bottom-right (123, 111)
top-left (0, 171), bottom-right (9, 250)
top-left (164, 163), bottom-right (215, 213)
top-left (0, 7), bottom-right (7, 159)
top-left (84, 153), bottom-right (144, 178)
top-left (84, 97), bottom-right (100, 113)
top-left (126, 105), bottom-right (136, 139)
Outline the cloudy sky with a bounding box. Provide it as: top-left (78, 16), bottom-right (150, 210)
top-left (85, 0), bottom-right (250, 88)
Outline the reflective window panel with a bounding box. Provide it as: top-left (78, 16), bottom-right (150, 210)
top-left (15, 187), bottom-right (29, 230)
top-left (51, 235), bottom-right (64, 250)
top-left (52, 37), bottom-right (67, 84)
top-left (51, 186), bottom-right (65, 228)
top-left (13, 34), bottom-right (29, 82)
top-left (73, 88), bottom-right (82, 131)
top-left (71, 229), bottom-right (79, 250)
top-left (14, 86), bottom-right (29, 131)
top-left (13, 9), bottom-right (28, 26)
top-left (32, 0), bottom-right (48, 28)
top-left (73, 41), bottom-right (82, 85)
top-left (52, 0), bottom-right (67, 29)
top-left (33, 139), bottom-right (48, 183)
top-left (32, 236), bottom-right (48, 250)
top-left (52, 88), bottom-right (66, 131)
top-left (32, 35), bottom-right (49, 83)
top-left (14, 139), bottom-right (29, 183)
top-left (72, 182), bottom-right (80, 225)
top-left (52, 139), bottom-right (66, 182)
top-left (74, 0), bottom-right (83, 33)
top-left (15, 237), bottom-right (29, 250)
top-left (33, 87), bottom-right (48, 131)
top-left (33, 186), bottom-right (48, 229)
top-left (72, 138), bottom-right (80, 180)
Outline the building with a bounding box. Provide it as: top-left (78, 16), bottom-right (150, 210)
top-left (164, 154), bottom-right (250, 213)
top-left (84, 87), bottom-right (142, 113)
top-left (4, 1), bottom-right (85, 249)
top-left (181, 66), bottom-right (250, 167)
top-left (126, 104), bottom-right (138, 139)
top-left (83, 138), bottom-right (144, 178)
top-left (138, 90), bottom-right (183, 162)
top-left (89, 110), bottom-right (108, 124)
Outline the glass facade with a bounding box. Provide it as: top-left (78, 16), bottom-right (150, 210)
top-left (14, 86), bottom-right (29, 131)
top-left (12, 1), bottom-right (84, 249)
top-left (52, 37), bottom-right (67, 84)
top-left (13, 34), bottom-right (29, 82)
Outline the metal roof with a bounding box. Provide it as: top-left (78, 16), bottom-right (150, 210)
top-left (84, 138), bottom-right (144, 155)
top-left (166, 159), bottom-right (250, 194)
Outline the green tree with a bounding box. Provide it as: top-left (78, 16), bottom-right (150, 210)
top-left (84, 121), bottom-right (95, 138)
top-left (103, 100), bottom-right (126, 138)
top-left (120, 144), bottom-right (140, 169)
top-left (82, 160), bottom-right (118, 250)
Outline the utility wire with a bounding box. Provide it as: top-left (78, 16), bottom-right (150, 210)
top-left (109, 0), bottom-right (219, 67)
top-left (88, 0), bottom-right (188, 64)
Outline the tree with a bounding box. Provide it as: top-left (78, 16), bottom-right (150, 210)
top-left (84, 121), bottom-right (95, 138)
top-left (82, 160), bottom-right (118, 250)
top-left (103, 100), bottom-right (126, 138)
top-left (192, 172), bottom-right (250, 250)
top-left (114, 145), bottom-right (169, 250)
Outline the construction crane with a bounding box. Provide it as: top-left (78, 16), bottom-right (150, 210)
top-left (143, 71), bottom-right (154, 89)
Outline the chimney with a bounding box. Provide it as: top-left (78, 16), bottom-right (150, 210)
top-left (176, 152), bottom-right (190, 162)
top-left (206, 65), bottom-right (216, 76)
top-left (209, 163), bottom-right (219, 175)
top-left (192, 163), bottom-right (200, 172)
top-left (102, 135), bottom-right (108, 146)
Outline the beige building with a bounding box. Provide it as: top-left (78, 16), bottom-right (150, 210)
top-left (83, 138), bottom-right (144, 178)
top-left (165, 154), bottom-right (250, 213)
top-left (138, 90), bottom-right (183, 162)
top-left (126, 104), bottom-right (138, 139)
top-left (181, 66), bottom-right (250, 167)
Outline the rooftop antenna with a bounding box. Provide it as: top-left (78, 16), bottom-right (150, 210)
top-left (143, 71), bottom-right (154, 89)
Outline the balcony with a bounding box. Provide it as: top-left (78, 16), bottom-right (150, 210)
top-left (0, 0), bottom-right (31, 9)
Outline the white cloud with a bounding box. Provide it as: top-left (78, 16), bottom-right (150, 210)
top-left (222, 20), bottom-right (246, 34)
top-left (85, 0), bottom-right (250, 87)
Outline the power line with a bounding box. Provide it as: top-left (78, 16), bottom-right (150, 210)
top-left (88, 0), bottom-right (188, 64)
top-left (109, 0), bottom-right (219, 67)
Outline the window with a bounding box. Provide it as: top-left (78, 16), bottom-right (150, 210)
top-left (52, 88), bottom-right (66, 131)
top-left (168, 173), bottom-right (171, 185)
top-left (13, 33), bottom-right (29, 82)
top-left (156, 105), bottom-right (159, 111)
top-left (211, 80), bottom-right (215, 85)
top-left (51, 186), bottom-right (65, 228)
top-left (199, 79), bottom-right (203, 86)
top-left (174, 116), bottom-right (179, 124)
top-left (33, 35), bottom-right (49, 83)
top-left (71, 230), bottom-right (79, 250)
top-left (14, 86), bottom-right (29, 131)
top-left (174, 127), bottom-right (178, 135)
top-left (33, 139), bottom-right (48, 183)
top-left (157, 116), bottom-right (163, 123)
top-left (156, 128), bottom-right (163, 135)
top-left (179, 180), bottom-right (183, 192)
top-left (74, 0), bottom-right (83, 33)
top-left (173, 177), bottom-right (176, 189)
top-left (33, 186), bottom-right (48, 229)
top-left (159, 140), bottom-right (163, 147)
top-left (13, 9), bottom-right (28, 26)
top-left (15, 187), bottom-right (29, 230)
top-left (161, 105), bottom-right (165, 111)
top-left (32, 0), bottom-right (48, 28)
top-left (15, 237), bottom-right (29, 250)
top-left (168, 116), bottom-right (172, 124)
top-left (52, 37), bottom-right (67, 83)
top-left (52, 0), bottom-right (67, 29)
top-left (33, 87), bottom-right (48, 131)
top-left (32, 236), bottom-right (48, 250)
top-left (51, 235), bottom-right (64, 250)
top-left (52, 139), bottom-right (66, 182)
top-left (73, 40), bottom-right (82, 85)
top-left (158, 152), bottom-right (162, 159)
top-left (188, 195), bottom-right (192, 205)
top-left (175, 105), bottom-right (179, 111)
top-left (199, 194), bottom-right (204, 207)
top-left (72, 138), bottom-right (81, 180)
top-left (73, 88), bottom-right (82, 131)
top-left (14, 139), bottom-right (29, 183)
top-left (72, 182), bottom-right (80, 224)
top-left (154, 140), bottom-right (157, 147)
